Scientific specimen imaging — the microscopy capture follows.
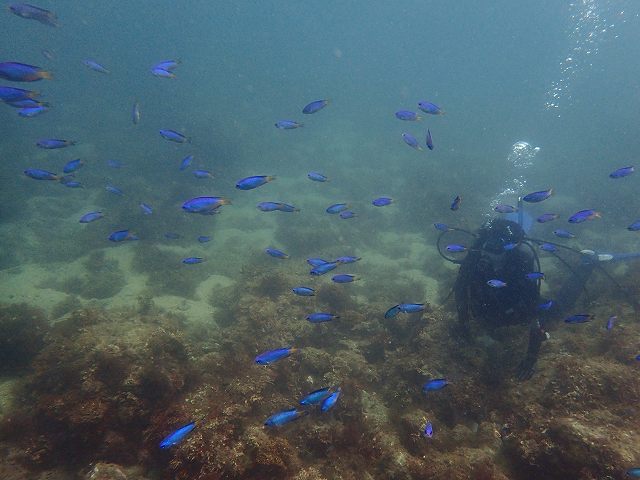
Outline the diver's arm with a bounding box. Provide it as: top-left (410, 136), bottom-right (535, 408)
top-left (516, 319), bottom-right (547, 381)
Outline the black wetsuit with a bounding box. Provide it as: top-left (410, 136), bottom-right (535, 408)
top-left (452, 218), bottom-right (597, 380)
top-left (455, 246), bottom-right (539, 331)
top-left (453, 219), bottom-right (543, 380)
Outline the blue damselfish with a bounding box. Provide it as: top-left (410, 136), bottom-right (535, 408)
top-left (159, 421), bottom-right (195, 449)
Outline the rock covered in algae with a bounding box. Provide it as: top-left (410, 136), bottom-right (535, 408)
top-left (0, 303), bottom-right (49, 373)
top-left (2, 307), bottom-right (194, 469)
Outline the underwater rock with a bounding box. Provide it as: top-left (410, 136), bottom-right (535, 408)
top-left (84, 462), bottom-right (127, 480)
top-left (2, 307), bottom-right (193, 470)
top-left (0, 303), bottom-right (49, 374)
top-left (50, 294), bottom-right (82, 319)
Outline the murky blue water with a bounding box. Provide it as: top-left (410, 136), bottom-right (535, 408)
top-left (1, 1), bottom-right (639, 478)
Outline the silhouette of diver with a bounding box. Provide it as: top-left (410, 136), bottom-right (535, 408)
top-left (442, 217), bottom-right (600, 381)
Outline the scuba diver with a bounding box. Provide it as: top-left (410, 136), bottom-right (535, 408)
top-left (437, 203), bottom-right (634, 381)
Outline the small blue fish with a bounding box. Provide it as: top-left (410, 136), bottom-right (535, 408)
top-left (568, 209), bottom-right (600, 224)
top-left (537, 213), bottom-right (559, 223)
top-left (320, 387), bottom-right (341, 412)
top-left (609, 166), bottom-right (634, 178)
top-left (450, 195), bottom-right (462, 211)
top-left (259, 202), bottom-right (299, 213)
top-left (24, 168), bottom-right (58, 180)
top-left (193, 169), bottom-right (214, 179)
top-left (553, 229), bottom-right (575, 239)
top-left (197, 235), bottom-right (211, 243)
top-left (257, 201), bottom-right (281, 212)
top-left (339, 210), bottom-right (356, 219)
top-left (164, 232), bottom-right (181, 240)
top-left (182, 196), bottom-right (230, 214)
top-left (265, 247), bottom-right (289, 259)
top-left (83, 59), bottom-right (109, 74)
top-left (402, 132), bottom-right (423, 151)
top-left (180, 155), bottom-right (193, 171)
top-left (160, 129), bottom-right (190, 143)
top-left (564, 313), bottom-right (591, 324)
top-left (236, 175), bottom-right (275, 190)
top-left (503, 242), bottom-right (518, 251)
top-left (540, 243), bottom-right (557, 252)
top-left (336, 256), bottom-right (360, 264)
top-left (107, 159), bottom-right (123, 168)
top-left (300, 387), bottom-right (332, 405)
top-left (108, 230), bottom-right (138, 242)
top-left (434, 222), bottom-right (450, 232)
top-left (384, 304), bottom-right (402, 319)
top-left (422, 421), bottom-right (433, 438)
top-left (36, 138), bottom-right (75, 149)
top-left (525, 272), bottom-right (545, 281)
top-left (332, 274), bottom-right (356, 283)
top-left (132, 101), bottom-right (140, 125)
top-left (62, 180), bottom-right (82, 188)
top-left (0, 62), bottom-right (53, 82)
top-left (417, 101), bottom-right (444, 115)
top-left (18, 105), bottom-right (48, 117)
top-left (182, 257), bottom-right (204, 264)
top-left (487, 279), bottom-right (507, 288)
top-left (306, 312), bottom-right (339, 323)
top-left (7, 98), bottom-right (45, 108)
top-left (302, 99), bottom-right (328, 114)
top-left (446, 244), bottom-right (467, 253)
top-left (0, 86), bottom-right (38, 102)
top-left (372, 197), bottom-right (393, 207)
top-left (79, 211), bottom-right (104, 223)
top-left (626, 468), bottom-right (640, 478)
top-left (63, 159), bottom-right (84, 174)
top-left (275, 120), bottom-right (303, 129)
top-left (308, 171), bottom-right (328, 182)
top-left (399, 303), bottom-right (425, 313)
top-left (277, 203), bottom-right (299, 213)
top-left (494, 204), bottom-right (517, 214)
top-left (140, 202), bottom-right (153, 215)
top-left (606, 315), bottom-right (616, 331)
top-left (153, 59), bottom-right (181, 71)
top-left (326, 203), bottom-right (349, 214)
top-left (522, 189), bottom-right (553, 203)
top-left (0, 62), bottom-right (51, 82)
top-left (292, 286), bottom-right (315, 296)
top-left (151, 67), bottom-right (175, 78)
top-left (307, 258), bottom-right (329, 267)
top-left (9, 3), bottom-right (59, 27)
top-left (423, 378), bottom-right (448, 393)
top-left (628, 220), bottom-right (640, 232)
top-left (255, 347), bottom-right (297, 365)
top-left (264, 408), bottom-right (307, 427)
top-left (425, 129), bottom-right (433, 150)
top-left (395, 110), bottom-right (421, 121)
top-left (310, 261), bottom-right (338, 275)
top-left (59, 174), bottom-right (76, 184)
top-left (538, 299), bottom-right (554, 310)
top-left (106, 185), bottom-right (124, 196)
top-left (159, 422), bottom-right (195, 449)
